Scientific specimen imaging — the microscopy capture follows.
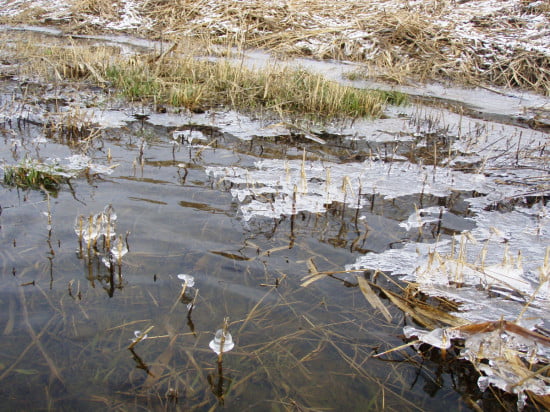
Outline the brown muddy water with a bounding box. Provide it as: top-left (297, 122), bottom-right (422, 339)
top-left (0, 30), bottom-right (549, 411)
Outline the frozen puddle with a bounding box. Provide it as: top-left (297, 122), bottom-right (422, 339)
top-left (206, 157), bottom-right (488, 221)
top-left (1, 27), bottom-right (548, 407)
top-left (202, 104), bottom-right (550, 326)
top-left (200, 96), bottom-right (549, 405)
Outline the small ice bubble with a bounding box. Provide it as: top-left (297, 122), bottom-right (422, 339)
top-left (177, 274), bottom-right (195, 287)
top-left (130, 330), bottom-right (148, 343)
top-left (209, 329), bottom-right (235, 355)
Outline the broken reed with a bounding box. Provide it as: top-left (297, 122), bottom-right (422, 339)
top-left (10, 38), bottom-right (404, 119)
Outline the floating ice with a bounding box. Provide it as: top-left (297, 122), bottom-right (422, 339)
top-left (209, 329), bottom-right (235, 355)
top-left (350, 201), bottom-right (550, 403)
top-left (406, 322), bottom-right (550, 409)
top-left (177, 274), bottom-right (195, 288)
top-left (147, 110), bottom-right (291, 140)
top-left (9, 154), bottom-right (116, 178)
top-left (348, 204), bottom-right (550, 326)
top-left (206, 157), bottom-right (489, 221)
top-left (399, 206), bottom-right (444, 231)
top-left (66, 154), bottom-right (117, 175)
top-left (65, 155), bottom-right (91, 171)
top-left (80, 108), bottom-right (134, 128)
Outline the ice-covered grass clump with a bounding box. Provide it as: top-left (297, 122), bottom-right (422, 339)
top-left (348, 203), bottom-right (550, 327)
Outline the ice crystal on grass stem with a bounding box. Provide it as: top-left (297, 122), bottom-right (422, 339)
top-left (83, 215), bottom-right (100, 247)
top-left (74, 215), bottom-right (85, 241)
top-left (111, 235), bottom-right (128, 263)
top-left (100, 204), bottom-right (117, 248)
top-left (130, 330), bottom-right (148, 343)
top-left (177, 274), bottom-right (195, 288)
top-left (170, 274), bottom-right (196, 313)
top-left (128, 328), bottom-right (153, 349)
top-left (209, 329), bottom-right (235, 355)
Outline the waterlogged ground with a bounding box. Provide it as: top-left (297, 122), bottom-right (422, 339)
top-left (0, 31), bottom-right (549, 411)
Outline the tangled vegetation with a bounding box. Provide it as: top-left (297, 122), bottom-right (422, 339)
top-left (1, 0), bottom-right (547, 95)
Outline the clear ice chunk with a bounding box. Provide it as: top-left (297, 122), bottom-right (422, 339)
top-left (209, 329), bottom-right (235, 355)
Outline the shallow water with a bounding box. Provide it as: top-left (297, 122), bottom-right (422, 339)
top-left (0, 30), bottom-right (549, 411)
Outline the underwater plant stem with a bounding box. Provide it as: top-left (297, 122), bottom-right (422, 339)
top-left (127, 325), bottom-right (154, 350)
top-left (169, 283), bottom-right (187, 313)
top-left (218, 317), bottom-right (230, 363)
top-left (18, 288), bottom-right (65, 385)
top-left (0, 314), bottom-right (57, 382)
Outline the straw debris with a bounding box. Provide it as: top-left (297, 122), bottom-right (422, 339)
top-left (2, 0), bottom-right (540, 95)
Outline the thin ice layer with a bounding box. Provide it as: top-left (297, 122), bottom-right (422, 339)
top-left (206, 157), bottom-right (490, 221)
top-left (348, 203), bottom-right (550, 327)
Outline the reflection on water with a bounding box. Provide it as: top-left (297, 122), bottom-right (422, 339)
top-left (1, 58), bottom-right (546, 410)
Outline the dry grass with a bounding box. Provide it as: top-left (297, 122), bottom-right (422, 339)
top-left (360, 11), bottom-right (458, 84)
top-left (4, 34), bottom-right (403, 119)
top-left (1, 1), bottom-right (548, 94)
top-left (488, 49), bottom-right (550, 93)
top-left (69, 0), bottom-right (122, 17)
top-left (134, 1), bottom-right (549, 95)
